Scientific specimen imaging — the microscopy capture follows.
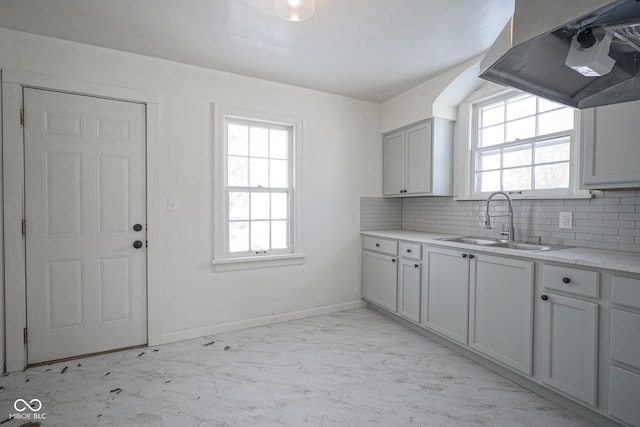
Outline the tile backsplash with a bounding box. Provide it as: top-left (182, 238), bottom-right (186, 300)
top-left (360, 190), bottom-right (640, 253)
top-left (360, 197), bottom-right (402, 231)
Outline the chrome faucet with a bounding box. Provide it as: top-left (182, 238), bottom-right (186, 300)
top-left (484, 191), bottom-right (515, 242)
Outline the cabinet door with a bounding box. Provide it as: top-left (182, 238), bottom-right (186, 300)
top-left (609, 365), bottom-right (640, 427)
top-left (362, 251), bottom-right (397, 312)
top-left (405, 121), bottom-right (432, 194)
top-left (398, 259), bottom-right (421, 322)
top-left (423, 247), bottom-right (469, 345)
top-left (469, 255), bottom-right (533, 375)
top-left (582, 100), bottom-right (640, 188)
top-left (540, 293), bottom-right (598, 406)
top-left (383, 131), bottom-right (405, 196)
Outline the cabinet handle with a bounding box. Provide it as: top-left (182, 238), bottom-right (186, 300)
top-left (406, 249), bottom-right (412, 253)
top-left (562, 277), bottom-right (571, 284)
top-left (414, 264), bottom-right (419, 268)
top-left (541, 295), bottom-right (549, 301)
top-left (375, 243), bottom-right (380, 247)
top-left (469, 254), bottom-right (475, 260)
top-left (462, 253), bottom-right (468, 258)
top-left (391, 258), bottom-right (396, 263)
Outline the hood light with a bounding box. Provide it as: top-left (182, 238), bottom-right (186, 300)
top-left (565, 28), bottom-right (616, 77)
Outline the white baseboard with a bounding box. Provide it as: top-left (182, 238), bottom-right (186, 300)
top-left (159, 300), bottom-right (368, 345)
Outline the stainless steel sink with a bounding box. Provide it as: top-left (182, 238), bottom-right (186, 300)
top-left (493, 242), bottom-right (555, 251)
top-left (439, 236), bottom-right (572, 252)
top-left (440, 236), bottom-right (506, 246)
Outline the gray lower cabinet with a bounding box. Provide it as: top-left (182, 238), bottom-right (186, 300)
top-left (362, 250), bottom-right (398, 312)
top-left (422, 246), bottom-right (469, 345)
top-left (469, 254), bottom-right (534, 375)
top-left (398, 258), bottom-right (421, 323)
top-left (609, 275), bottom-right (640, 427)
top-left (362, 233), bottom-right (639, 427)
top-left (540, 264), bottom-right (599, 406)
top-left (540, 293), bottom-right (598, 406)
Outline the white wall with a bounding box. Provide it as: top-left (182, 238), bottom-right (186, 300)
top-left (380, 55), bottom-right (485, 133)
top-left (0, 28), bottom-right (382, 349)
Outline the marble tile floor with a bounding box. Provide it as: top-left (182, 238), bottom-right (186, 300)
top-left (0, 307), bottom-right (597, 427)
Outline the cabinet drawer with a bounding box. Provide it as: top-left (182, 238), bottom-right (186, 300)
top-left (399, 242), bottom-right (421, 260)
top-left (612, 276), bottom-right (640, 310)
top-left (611, 309), bottom-right (640, 370)
top-left (609, 365), bottom-right (640, 427)
top-left (542, 264), bottom-right (599, 299)
top-left (363, 236), bottom-right (398, 256)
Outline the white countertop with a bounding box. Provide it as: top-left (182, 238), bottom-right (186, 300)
top-left (361, 229), bottom-right (640, 275)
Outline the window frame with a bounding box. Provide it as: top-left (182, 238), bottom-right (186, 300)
top-left (455, 85), bottom-right (591, 200)
top-left (212, 105), bottom-right (305, 272)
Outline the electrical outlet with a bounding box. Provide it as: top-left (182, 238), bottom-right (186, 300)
top-left (559, 211), bottom-right (572, 229)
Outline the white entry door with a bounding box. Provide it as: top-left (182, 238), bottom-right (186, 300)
top-left (24, 88), bottom-right (147, 364)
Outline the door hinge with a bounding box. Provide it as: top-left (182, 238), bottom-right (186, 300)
top-left (21, 219), bottom-right (26, 235)
top-left (23, 328), bottom-right (28, 345)
top-left (20, 108), bottom-right (24, 126)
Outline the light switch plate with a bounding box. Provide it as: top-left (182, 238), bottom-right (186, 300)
top-left (559, 211), bottom-right (572, 229)
top-left (167, 196), bottom-right (179, 212)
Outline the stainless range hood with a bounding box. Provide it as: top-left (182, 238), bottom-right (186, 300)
top-left (480, 0), bottom-right (640, 108)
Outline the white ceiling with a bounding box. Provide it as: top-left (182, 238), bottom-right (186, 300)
top-left (0, 0), bottom-right (514, 102)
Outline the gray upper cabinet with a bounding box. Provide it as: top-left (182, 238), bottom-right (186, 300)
top-left (582, 100), bottom-right (640, 189)
top-left (383, 118), bottom-right (454, 197)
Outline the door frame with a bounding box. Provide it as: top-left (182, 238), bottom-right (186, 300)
top-left (1, 69), bottom-right (161, 372)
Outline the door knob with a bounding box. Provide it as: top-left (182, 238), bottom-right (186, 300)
top-left (133, 240), bottom-right (143, 249)
top-left (133, 224), bottom-right (143, 232)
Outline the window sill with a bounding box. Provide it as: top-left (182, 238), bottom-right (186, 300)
top-left (211, 253), bottom-right (306, 272)
top-left (455, 192), bottom-right (594, 202)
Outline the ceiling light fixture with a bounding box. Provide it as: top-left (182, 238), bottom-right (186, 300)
top-left (274, 0), bottom-right (315, 22)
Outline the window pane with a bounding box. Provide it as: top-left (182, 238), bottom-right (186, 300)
top-left (503, 144), bottom-right (532, 168)
top-left (538, 98), bottom-right (564, 113)
top-left (538, 108), bottom-right (574, 135)
top-left (249, 127), bottom-right (269, 157)
top-left (535, 163), bottom-right (570, 189)
top-left (228, 124), bottom-right (248, 156)
top-left (229, 221), bottom-right (249, 253)
top-left (251, 221), bottom-right (270, 251)
top-left (503, 167), bottom-right (532, 191)
top-left (250, 192), bottom-right (270, 220)
top-left (476, 170), bottom-right (500, 193)
top-left (477, 149), bottom-right (501, 171)
top-left (249, 158), bottom-right (269, 187)
top-left (506, 116), bottom-right (535, 142)
top-left (229, 192), bottom-right (249, 220)
top-left (270, 159), bottom-right (288, 188)
top-left (271, 221), bottom-right (288, 249)
top-left (271, 192), bottom-right (288, 220)
top-left (507, 95), bottom-right (536, 121)
top-left (535, 138), bottom-right (570, 163)
top-left (481, 103), bottom-right (504, 128)
top-left (270, 129), bottom-right (288, 159)
top-left (480, 124), bottom-right (504, 147)
top-left (228, 156), bottom-right (248, 186)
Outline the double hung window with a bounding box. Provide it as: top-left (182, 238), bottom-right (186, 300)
top-left (225, 118), bottom-right (293, 257)
top-left (472, 92), bottom-right (577, 196)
